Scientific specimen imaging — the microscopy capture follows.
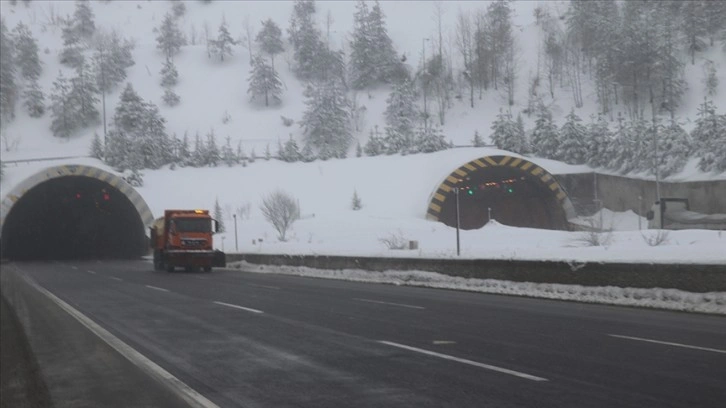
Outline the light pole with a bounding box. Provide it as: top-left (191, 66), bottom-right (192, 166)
top-left (221, 236), bottom-right (225, 252)
top-left (233, 213), bottom-right (238, 251)
top-left (453, 187), bottom-right (461, 256)
top-left (422, 37), bottom-right (430, 131)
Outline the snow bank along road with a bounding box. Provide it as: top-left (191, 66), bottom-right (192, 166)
top-left (4, 261), bottom-right (726, 408)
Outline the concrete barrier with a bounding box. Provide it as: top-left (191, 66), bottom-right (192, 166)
top-left (227, 253), bottom-right (726, 293)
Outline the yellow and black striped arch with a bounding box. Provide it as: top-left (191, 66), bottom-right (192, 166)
top-left (426, 155), bottom-right (574, 222)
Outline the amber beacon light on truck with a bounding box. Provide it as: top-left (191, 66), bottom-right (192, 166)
top-left (149, 209), bottom-right (226, 272)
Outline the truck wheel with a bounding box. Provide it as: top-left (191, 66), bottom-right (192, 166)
top-left (203, 266), bottom-right (212, 273)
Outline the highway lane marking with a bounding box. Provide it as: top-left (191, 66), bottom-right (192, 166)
top-left (19, 273), bottom-right (220, 408)
top-left (249, 283), bottom-right (281, 290)
top-left (145, 285), bottom-right (170, 293)
top-left (354, 298), bottom-right (425, 310)
top-left (71, 266), bottom-right (78, 270)
top-left (109, 277), bottom-right (123, 282)
top-left (608, 334), bottom-right (726, 354)
top-left (433, 341), bottom-right (457, 345)
top-left (213, 301), bottom-right (264, 314)
top-left (87, 270), bottom-right (97, 275)
top-left (378, 341), bottom-right (548, 382)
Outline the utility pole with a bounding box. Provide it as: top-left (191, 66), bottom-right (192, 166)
top-left (422, 38), bottom-right (430, 131)
top-left (453, 187), bottom-right (461, 256)
top-left (233, 213), bottom-right (238, 251)
top-left (100, 47), bottom-right (107, 147)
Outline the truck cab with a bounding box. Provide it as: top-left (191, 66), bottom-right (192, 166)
top-left (150, 209), bottom-right (226, 272)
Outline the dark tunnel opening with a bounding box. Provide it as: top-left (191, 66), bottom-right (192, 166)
top-left (1, 176), bottom-right (147, 260)
top-left (439, 166), bottom-right (568, 230)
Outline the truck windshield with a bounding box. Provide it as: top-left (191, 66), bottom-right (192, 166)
top-left (174, 218), bottom-right (211, 233)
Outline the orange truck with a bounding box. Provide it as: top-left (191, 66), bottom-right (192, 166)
top-left (150, 209), bottom-right (226, 272)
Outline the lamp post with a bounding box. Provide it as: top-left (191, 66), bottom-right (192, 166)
top-left (453, 187), bottom-right (461, 256)
top-left (233, 213), bottom-right (238, 251)
top-left (422, 37), bottom-right (430, 131)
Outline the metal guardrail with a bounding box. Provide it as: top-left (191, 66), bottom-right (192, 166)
top-left (2, 156), bottom-right (91, 165)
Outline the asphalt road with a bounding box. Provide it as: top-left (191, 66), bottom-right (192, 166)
top-left (5, 260), bottom-right (726, 408)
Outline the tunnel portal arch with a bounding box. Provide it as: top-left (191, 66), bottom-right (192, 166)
top-left (1, 164), bottom-right (154, 260)
top-left (426, 155), bottom-right (576, 230)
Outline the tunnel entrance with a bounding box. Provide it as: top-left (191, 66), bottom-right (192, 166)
top-left (1, 166), bottom-right (153, 260)
top-left (427, 155), bottom-right (574, 230)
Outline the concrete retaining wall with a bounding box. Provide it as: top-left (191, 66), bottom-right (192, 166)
top-left (227, 253), bottom-right (726, 293)
top-left (555, 173), bottom-right (726, 216)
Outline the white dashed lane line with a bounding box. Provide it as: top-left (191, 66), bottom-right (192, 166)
top-left (87, 270), bottom-right (97, 275)
top-left (379, 341), bottom-right (548, 382)
top-left (213, 301), bottom-right (264, 314)
top-left (354, 298), bottom-right (425, 310)
top-left (609, 334), bottom-right (726, 354)
top-left (249, 283), bottom-right (281, 290)
top-left (109, 277), bottom-right (123, 282)
top-left (145, 285), bottom-right (170, 293)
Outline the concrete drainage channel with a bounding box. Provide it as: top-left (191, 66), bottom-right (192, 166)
top-left (227, 254), bottom-right (726, 293)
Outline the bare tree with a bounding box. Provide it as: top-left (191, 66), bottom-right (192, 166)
top-left (260, 190), bottom-right (300, 241)
top-left (455, 10), bottom-right (475, 108)
top-left (242, 14), bottom-right (254, 66)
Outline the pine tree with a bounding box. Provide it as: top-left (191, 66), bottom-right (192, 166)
top-left (351, 190), bottom-right (363, 210)
top-left (289, 0), bottom-right (323, 80)
top-left (205, 128), bottom-right (221, 166)
top-left (0, 19), bottom-right (17, 123)
top-left (559, 109), bottom-right (588, 165)
top-left (247, 55), bottom-right (283, 106)
top-left (12, 22), bottom-right (41, 81)
top-left (491, 111), bottom-right (527, 154)
top-left (356, 141), bottom-right (362, 157)
top-left (249, 147), bottom-right (257, 163)
top-left (214, 198), bottom-right (225, 232)
top-left (415, 125), bottom-right (449, 153)
top-left (212, 18), bottom-right (237, 62)
top-left (265, 143), bottom-right (271, 160)
top-left (364, 127), bottom-right (386, 156)
top-left (191, 131), bottom-right (206, 167)
top-left (70, 60), bottom-right (100, 126)
top-left (73, 0), bottom-right (96, 40)
top-left (156, 12), bottom-right (186, 59)
top-left (471, 130), bottom-right (485, 147)
top-left (23, 78), bottom-right (45, 117)
top-left (682, 1), bottom-right (708, 65)
top-left (281, 136), bottom-right (302, 162)
top-left (162, 88), bottom-right (180, 106)
top-left (368, 1), bottom-right (400, 84)
top-left (301, 141), bottom-right (316, 162)
top-left (349, 1), bottom-right (375, 89)
top-left (222, 136), bottom-right (236, 166)
top-left (256, 18), bottom-right (284, 69)
top-left (383, 80), bottom-right (417, 154)
top-left (50, 71), bottom-right (78, 138)
top-left (585, 116), bottom-right (612, 169)
top-left (93, 31), bottom-right (135, 93)
top-left (160, 58), bottom-right (179, 87)
top-left (530, 103), bottom-right (560, 160)
top-left (59, 19), bottom-right (84, 68)
top-left (300, 82), bottom-right (352, 159)
top-left (89, 131), bottom-right (103, 159)
top-left (658, 119), bottom-right (691, 177)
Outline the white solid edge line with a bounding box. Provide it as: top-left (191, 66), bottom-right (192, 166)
top-left (609, 334), bottom-right (726, 354)
top-left (354, 298), bottom-right (425, 310)
top-left (213, 301), bottom-right (264, 314)
top-left (145, 285), bottom-right (170, 292)
top-left (379, 341), bottom-right (548, 382)
top-left (20, 274), bottom-right (219, 408)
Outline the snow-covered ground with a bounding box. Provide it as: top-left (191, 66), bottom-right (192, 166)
top-left (230, 261), bottom-right (726, 315)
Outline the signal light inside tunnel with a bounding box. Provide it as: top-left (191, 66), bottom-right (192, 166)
top-left (75, 193), bottom-right (82, 199)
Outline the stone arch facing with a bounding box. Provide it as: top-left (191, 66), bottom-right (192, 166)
top-left (1, 164), bottom-right (154, 232)
top-left (1, 164), bottom-right (154, 260)
top-left (426, 155), bottom-right (576, 230)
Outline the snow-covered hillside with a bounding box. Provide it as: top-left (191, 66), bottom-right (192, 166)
top-left (1, 0), bottom-right (725, 165)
